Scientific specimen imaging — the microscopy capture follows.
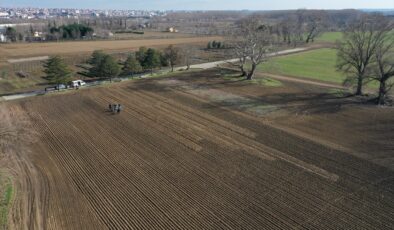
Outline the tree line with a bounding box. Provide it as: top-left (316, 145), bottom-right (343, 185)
top-left (43, 44), bottom-right (190, 86)
top-left (48, 23), bottom-right (94, 40)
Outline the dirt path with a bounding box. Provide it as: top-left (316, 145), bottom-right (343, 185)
top-left (188, 47), bottom-right (310, 70)
top-left (7, 56), bottom-right (50, 64)
top-left (260, 73), bottom-right (347, 89)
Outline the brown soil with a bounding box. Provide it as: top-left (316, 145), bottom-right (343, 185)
top-left (0, 69), bottom-right (393, 229)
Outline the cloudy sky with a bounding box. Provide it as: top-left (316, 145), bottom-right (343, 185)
top-left (2, 0), bottom-right (393, 10)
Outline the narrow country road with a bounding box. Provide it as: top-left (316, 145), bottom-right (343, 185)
top-left (186, 47), bottom-right (308, 70)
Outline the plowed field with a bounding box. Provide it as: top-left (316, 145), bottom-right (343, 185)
top-left (0, 36), bottom-right (221, 59)
top-left (1, 69), bottom-right (394, 229)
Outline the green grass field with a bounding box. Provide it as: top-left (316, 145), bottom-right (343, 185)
top-left (258, 48), bottom-right (346, 84)
top-left (315, 31), bottom-right (394, 43)
top-left (315, 32), bottom-right (343, 43)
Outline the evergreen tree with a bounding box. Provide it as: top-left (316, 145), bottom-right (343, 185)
top-left (143, 48), bottom-right (161, 74)
top-left (5, 27), bottom-right (17, 42)
top-left (160, 52), bottom-right (169, 68)
top-left (99, 55), bottom-right (121, 82)
top-left (136, 47), bottom-right (148, 64)
top-left (122, 55), bottom-right (143, 76)
top-left (88, 50), bottom-right (107, 77)
top-left (43, 56), bottom-right (72, 89)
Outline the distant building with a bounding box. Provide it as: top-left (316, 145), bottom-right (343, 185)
top-left (0, 12), bottom-right (9, 19)
top-left (34, 31), bottom-right (43, 37)
top-left (167, 27), bottom-right (179, 33)
top-left (0, 34), bottom-right (6, 42)
top-left (26, 31), bottom-right (46, 42)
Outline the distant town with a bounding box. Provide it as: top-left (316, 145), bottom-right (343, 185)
top-left (0, 7), bottom-right (167, 20)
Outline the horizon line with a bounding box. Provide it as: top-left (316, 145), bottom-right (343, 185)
top-left (1, 5), bottom-right (394, 11)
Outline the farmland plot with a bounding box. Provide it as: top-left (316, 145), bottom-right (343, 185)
top-left (1, 69), bottom-right (394, 229)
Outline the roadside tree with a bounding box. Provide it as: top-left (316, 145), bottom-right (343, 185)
top-left (163, 45), bottom-right (181, 72)
top-left (143, 48), bottom-right (161, 74)
top-left (44, 56), bottom-right (72, 89)
top-left (231, 16), bottom-right (275, 80)
top-left (136, 47), bottom-right (148, 65)
top-left (182, 46), bottom-right (196, 70)
top-left (99, 55), bottom-right (121, 82)
top-left (88, 50), bottom-right (107, 77)
top-left (122, 55), bottom-right (143, 76)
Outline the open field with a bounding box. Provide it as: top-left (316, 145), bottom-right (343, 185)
top-left (258, 48), bottom-right (345, 84)
top-left (0, 36), bottom-right (221, 59)
top-left (1, 69), bottom-right (394, 229)
top-left (257, 48), bottom-right (389, 90)
top-left (0, 36), bottom-right (224, 95)
top-left (314, 31), bottom-right (394, 44)
top-left (315, 32), bottom-right (344, 43)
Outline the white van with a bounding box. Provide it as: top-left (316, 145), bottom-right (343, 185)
top-left (71, 80), bottom-right (86, 88)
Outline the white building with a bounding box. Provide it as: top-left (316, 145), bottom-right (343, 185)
top-left (34, 31), bottom-right (43, 37)
top-left (0, 34), bottom-right (6, 43)
top-left (167, 27), bottom-right (179, 33)
top-left (0, 12), bottom-right (9, 18)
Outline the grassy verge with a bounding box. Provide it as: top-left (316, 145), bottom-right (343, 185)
top-left (327, 88), bottom-right (352, 97)
top-left (0, 176), bottom-right (13, 229)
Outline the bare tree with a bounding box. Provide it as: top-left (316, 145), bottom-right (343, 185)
top-left (303, 10), bottom-right (327, 43)
top-left (231, 47), bottom-right (248, 77)
top-left (372, 37), bottom-right (394, 105)
top-left (163, 45), bottom-right (181, 72)
top-left (337, 14), bottom-right (392, 96)
top-left (274, 10), bottom-right (326, 46)
top-left (276, 12), bottom-right (305, 47)
top-left (231, 16), bottom-right (274, 80)
top-left (181, 46), bottom-right (196, 70)
top-left (292, 10), bottom-right (307, 45)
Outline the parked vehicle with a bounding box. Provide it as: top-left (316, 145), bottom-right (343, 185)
top-left (70, 80), bottom-right (86, 88)
top-left (55, 84), bottom-right (67, 90)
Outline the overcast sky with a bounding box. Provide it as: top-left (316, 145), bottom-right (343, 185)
top-left (2, 0), bottom-right (394, 10)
